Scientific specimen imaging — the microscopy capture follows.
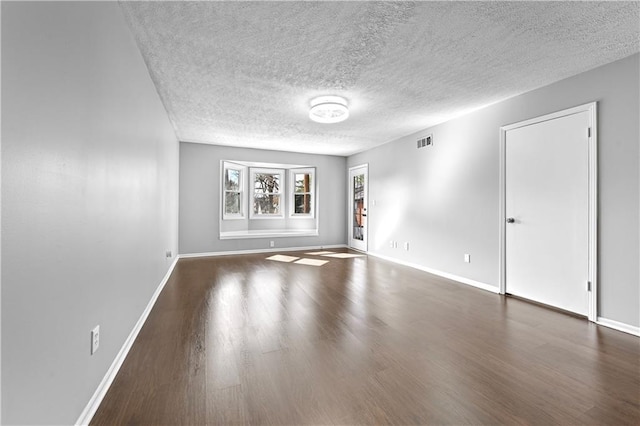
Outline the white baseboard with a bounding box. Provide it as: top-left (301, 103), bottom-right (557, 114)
top-left (370, 253), bottom-right (637, 336)
top-left (178, 244), bottom-right (347, 259)
top-left (367, 251), bottom-right (499, 294)
top-left (596, 317), bottom-right (640, 337)
top-left (75, 257), bottom-right (180, 426)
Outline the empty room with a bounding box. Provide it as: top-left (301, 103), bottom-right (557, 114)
top-left (2, 1), bottom-right (639, 425)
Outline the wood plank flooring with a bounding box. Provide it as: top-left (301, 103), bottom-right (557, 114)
top-left (91, 250), bottom-right (640, 425)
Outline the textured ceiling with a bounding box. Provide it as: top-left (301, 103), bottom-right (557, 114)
top-left (120, 1), bottom-right (640, 156)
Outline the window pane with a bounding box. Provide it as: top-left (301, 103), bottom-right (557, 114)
top-left (254, 194), bottom-right (281, 214)
top-left (225, 192), bottom-right (241, 215)
top-left (254, 173), bottom-right (280, 194)
top-left (225, 169), bottom-right (240, 191)
top-left (354, 174), bottom-right (364, 191)
top-left (294, 173), bottom-right (312, 193)
top-left (294, 194), bottom-right (312, 214)
top-left (353, 173), bottom-right (365, 240)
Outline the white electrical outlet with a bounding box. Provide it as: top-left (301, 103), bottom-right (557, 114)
top-left (165, 250), bottom-right (172, 258)
top-left (390, 240), bottom-right (394, 248)
top-left (404, 242), bottom-right (410, 251)
top-left (91, 325), bottom-right (100, 355)
top-left (464, 254), bottom-right (471, 263)
top-left (269, 241), bottom-right (275, 248)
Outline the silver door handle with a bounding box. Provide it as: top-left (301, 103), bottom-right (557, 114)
top-left (506, 217), bottom-right (515, 223)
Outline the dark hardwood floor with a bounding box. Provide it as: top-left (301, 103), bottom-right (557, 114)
top-left (91, 249), bottom-right (640, 425)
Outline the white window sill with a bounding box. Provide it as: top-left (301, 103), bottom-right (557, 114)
top-left (219, 229), bottom-right (319, 240)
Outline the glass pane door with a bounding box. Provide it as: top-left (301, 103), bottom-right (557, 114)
top-left (349, 165), bottom-right (368, 251)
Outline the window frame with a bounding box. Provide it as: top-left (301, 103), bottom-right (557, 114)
top-left (222, 163), bottom-right (246, 220)
top-left (289, 167), bottom-right (316, 218)
top-left (249, 167), bottom-right (285, 219)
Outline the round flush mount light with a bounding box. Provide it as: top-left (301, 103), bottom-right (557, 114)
top-left (309, 96), bottom-right (349, 124)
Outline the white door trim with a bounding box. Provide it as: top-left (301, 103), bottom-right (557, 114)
top-left (348, 164), bottom-right (368, 252)
top-left (499, 102), bottom-right (598, 321)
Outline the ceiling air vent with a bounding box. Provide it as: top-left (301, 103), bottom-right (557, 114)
top-left (417, 134), bottom-right (433, 149)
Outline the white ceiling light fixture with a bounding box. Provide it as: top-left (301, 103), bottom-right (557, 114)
top-left (309, 96), bottom-right (349, 124)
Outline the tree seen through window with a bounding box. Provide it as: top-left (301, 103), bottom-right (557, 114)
top-left (253, 172), bottom-right (281, 215)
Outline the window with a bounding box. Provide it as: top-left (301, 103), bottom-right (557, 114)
top-left (251, 168), bottom-right (284, 218)
top-left (220, 160), bottom-right (318, 239)
top-left (290, 168), bottom-right (315, 217)
top-left (223, 164), bottom-right (244, 219)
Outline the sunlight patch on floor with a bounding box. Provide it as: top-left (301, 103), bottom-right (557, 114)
top-left (294, 258), bottom-right (329, 266)
top-left (266, 254), bottom-right (300, 263)
top-left (322, 253), bottom-right (364, 258)
top-left (268, 251), bottom-right (364, 266)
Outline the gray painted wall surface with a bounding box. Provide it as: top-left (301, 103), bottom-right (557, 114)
top-left (179, 143), bottom-right (346, 254)
top-left (348, 54), bottom-right (639, 328)
top-left (1, 3), bottom-right (179, 424)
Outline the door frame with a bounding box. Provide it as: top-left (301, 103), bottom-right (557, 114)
top-left (348, 164), bottom-right (368, 252)
top-left (498, 102), bottom-right (598, 321)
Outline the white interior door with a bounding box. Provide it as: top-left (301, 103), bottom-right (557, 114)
top-left (505, 111), bottom-right (591, 316)
top-left (349, 165), bottom-right (368, 252)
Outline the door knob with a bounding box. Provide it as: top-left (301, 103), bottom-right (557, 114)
top-left (506, 217), bottom-right (515, 223)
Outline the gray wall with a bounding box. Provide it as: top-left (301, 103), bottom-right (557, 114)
top-left (349, 54), bottom-right (640, 328)
top-left (1, 2), bottom-right (179, 424)
top-left (179, 143), bottom-right (346, 254)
